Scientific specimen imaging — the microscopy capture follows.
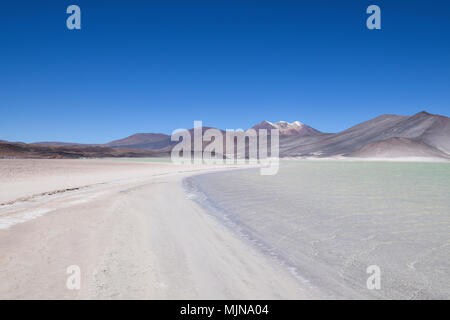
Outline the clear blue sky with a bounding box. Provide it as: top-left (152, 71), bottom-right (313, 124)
top-left (1, 0), bottom-right (449, 143)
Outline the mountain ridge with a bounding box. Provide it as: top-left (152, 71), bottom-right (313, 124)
top-left (251, 120), bottom-right (322, 136)
top-left (4, 111), bottom-right (449, 160)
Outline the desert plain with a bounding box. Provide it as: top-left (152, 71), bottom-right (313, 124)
top-left (0, 159), bottom-right (306, 299)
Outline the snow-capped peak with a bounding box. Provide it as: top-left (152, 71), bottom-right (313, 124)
top-left (272, 121), bottom-right (304, 129)
top-left (251, 120), bottom-right (320, 136)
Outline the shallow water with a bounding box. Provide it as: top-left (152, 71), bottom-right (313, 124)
top-left (184, 160), bottom-right (450, 299)
top-left (93, 157), bottom-right (173, 163)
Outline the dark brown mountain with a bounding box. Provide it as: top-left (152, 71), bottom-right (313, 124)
top-left (0, 141), bottom-right (167, 159)
top-left (2, 111), bottom-right (449, 160)
top-left (33, 141), bottom-right (88, 147)
top-left (106, 127), bottom-right (227, 152)
top-left (105, 133), bottom-right (174, 151)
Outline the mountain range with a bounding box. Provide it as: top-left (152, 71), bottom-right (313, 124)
top-left (1, 111), bottom-right (449, 160)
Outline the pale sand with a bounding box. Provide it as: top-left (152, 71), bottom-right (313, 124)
top-left (0, 159), bottom-right (307, 299)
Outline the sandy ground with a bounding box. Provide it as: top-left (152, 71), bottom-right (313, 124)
top-left (0, 159), bottom-right (306, 299)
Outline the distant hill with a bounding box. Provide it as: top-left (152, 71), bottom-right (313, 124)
top-left (280, 111), bottom-right (450, 159)
top-left (33, 141), bottom-right (89, 147)
top-left (105, 133), bottom-right (174, 151)
top-left (280, 114), bottom-right (408, 157)
top-left (0, 141), bottom-right (167, 159)
top-left (349, 137), bottom-right (450, 159)
top-left (2, 112), bottom-right (449, 160)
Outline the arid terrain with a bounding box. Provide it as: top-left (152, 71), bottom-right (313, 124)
top-left (2, 111), bottom-right (449, 161)
top-left (0, 159), bottom-right (307, 299)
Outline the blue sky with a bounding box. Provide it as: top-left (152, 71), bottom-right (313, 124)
top-left (1, 0), bottom-right (449, 143)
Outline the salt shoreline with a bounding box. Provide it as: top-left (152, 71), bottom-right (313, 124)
top-left (0, 159), bottom-right (307, 299)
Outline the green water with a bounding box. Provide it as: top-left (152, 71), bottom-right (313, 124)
top-left (187, 161), bottom-right (450, 299)
top-left (88, 157), bottom-right (173, 163)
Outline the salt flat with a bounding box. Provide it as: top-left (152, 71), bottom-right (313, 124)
top-left (2, 158), bottom-right (448, 299)
top-left (0, 159), bottom-right (306, 299)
